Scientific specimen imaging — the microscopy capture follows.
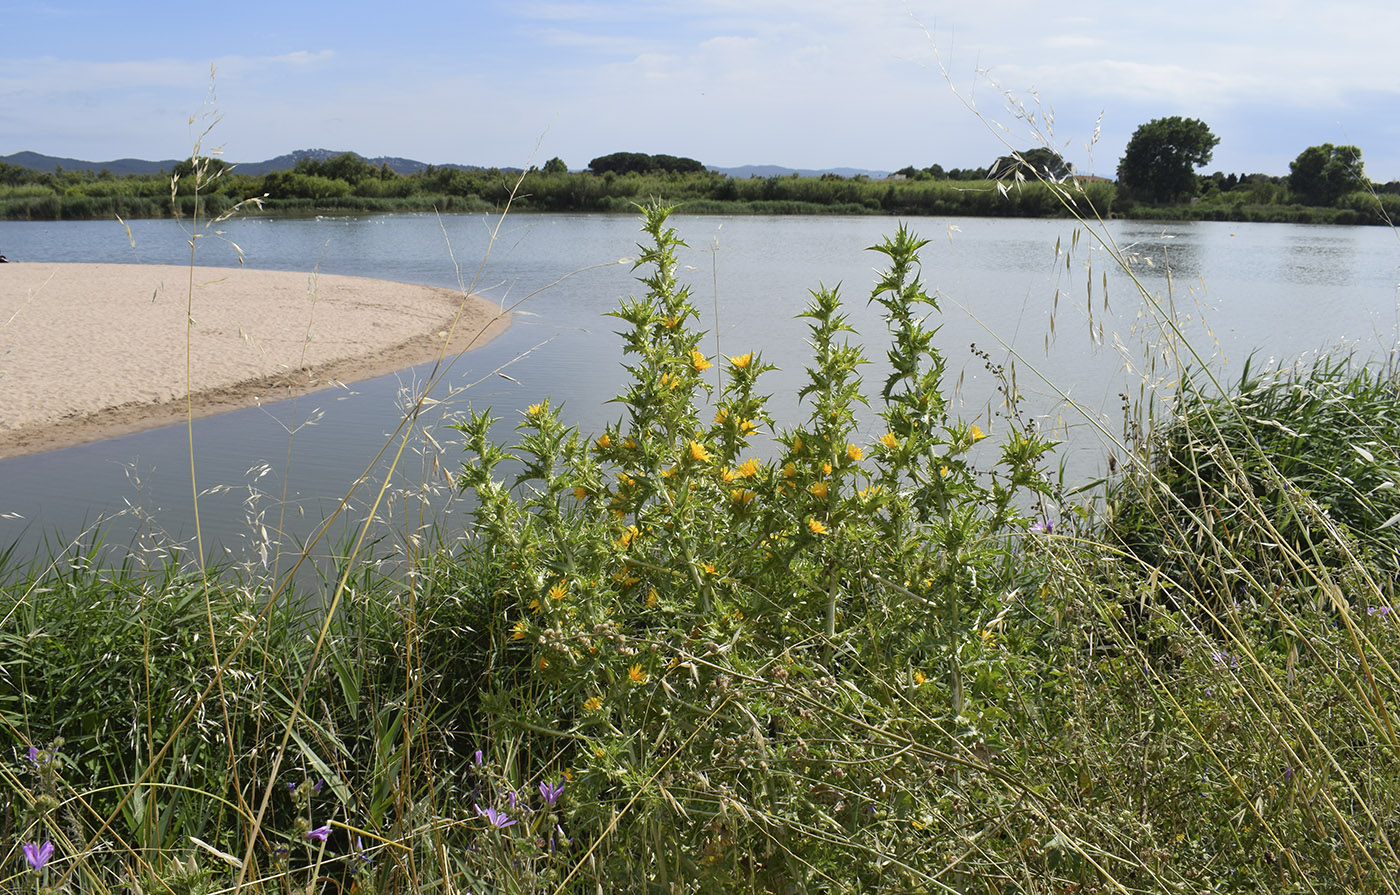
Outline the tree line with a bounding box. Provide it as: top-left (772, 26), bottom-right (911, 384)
top-left (1, 127), bottom-right (1395, 224)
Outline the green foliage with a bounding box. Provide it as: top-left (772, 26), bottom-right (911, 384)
top-left (989, 146), bottom-right (1072, 181)
top-left (1118, 116), bottom-right (1220, 202)
top-left (1105, 354), bottom-right (1400, 608)
top-left (1288, 143), bottom-right (1366, 206)
top-left (587, 151), bottom-right (705, 175)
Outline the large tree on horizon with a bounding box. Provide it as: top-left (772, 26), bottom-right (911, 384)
top-left (1288, 143), bottom-right (1365, 206)
top-left (1117, 117), bottom-right (1219, 203)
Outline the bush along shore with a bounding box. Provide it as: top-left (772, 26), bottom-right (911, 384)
top-left (4, 151), bottom-right (1400, 224)
top-left (5, 202), bottom-right (1400, 893)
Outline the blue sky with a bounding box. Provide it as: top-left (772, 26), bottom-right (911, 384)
top-left (4, 0), bottom-right (1399, 181)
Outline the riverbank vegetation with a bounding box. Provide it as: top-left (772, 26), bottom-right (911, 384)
top-left (3, 133), bottom-right (1398, 225)
top-left (5, 198), bottom-right (1400, 893)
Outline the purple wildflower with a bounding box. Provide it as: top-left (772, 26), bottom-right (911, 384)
top-left (474, 804), bottom-right (517, 828)
top-left (27, 746), bottom-right (39, 765)
top-left (355, 835), bottom-right (372, 865)
top-left (539, 780), bottom-right (565, 806)
top-left (23, 841), bottom-right (54, 871)
top-left (312, 779), bottom-right (324, 795)
top-left (1209, 650), bottom-right (1239, 670)
top-left (1368, 605), bottom-right (1392, 617)
top-left (1283, 764), bottom-right (1294, 782)
top-left (474, 749), bottom-right (484, 766)
top-left (507, 790), bottom-right (518, 811)
top-left (305, 825), bottom-right (331, 843)
top-left (1029, 519), bottom-right (1055, 535)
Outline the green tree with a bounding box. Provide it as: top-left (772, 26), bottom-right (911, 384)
top-left (541, 156), bottom-right (568, 174)
top-left (1288, 143), bottom-right (1365, 206)
top-left (989, 147), bottom-right (1072, 181)
top-left (1117, 117), bottom-right (1219, 202)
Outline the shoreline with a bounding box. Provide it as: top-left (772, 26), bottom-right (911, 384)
top-left (0, 262), bottom-right (509, 459)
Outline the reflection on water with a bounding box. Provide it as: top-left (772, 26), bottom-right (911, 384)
top-left (1, 213), bottom-right (1397, 570)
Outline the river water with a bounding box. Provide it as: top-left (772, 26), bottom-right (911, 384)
top-left (2, 212), bottom-right (1397, 574)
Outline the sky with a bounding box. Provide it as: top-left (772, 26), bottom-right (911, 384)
top-left (4, 0), bottom-right (1399, 181)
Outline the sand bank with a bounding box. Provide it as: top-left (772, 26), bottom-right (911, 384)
top-left (0, 263), bottom-right (509, 459)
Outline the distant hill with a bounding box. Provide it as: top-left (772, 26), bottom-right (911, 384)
top-left (1, 149), bottom-right (482, 177)
top-left (0, 150), bottom-right (184, 176)
top-left (710, 164), bottom-right (891, 179)
top-left (4, 150), bottom-right (888, 181)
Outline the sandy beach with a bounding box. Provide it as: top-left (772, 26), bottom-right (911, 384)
top-left (0, 262), bottom-right (509, 459)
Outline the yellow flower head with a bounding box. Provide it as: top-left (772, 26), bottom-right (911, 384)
top-left (970, 424), bottom-right (987, 442)
top-left (730, 352), bottom-right (753, 369)
top-left (782, 462), bottom-right (797, 479)
top-left (628, 664), bottom-right (649, 683)
top-left (596, 433), bottom-right (612, 449)
top-left (645, 587), bottom-right (659, 607)
top-left (689, 440), bottom-right (712, 463)
top-left (791, 435), bottom-right (804, 453)
top-left (713, 406), bottom-right (730, 425)
top-left (822, 462), bottom-right (833, 476)
top-left (662, 314), bottom-right (680, 329)
top-left (807, 518), bottom-right (828, 535)
top-left (940, 465), bottom-right (950, 478)
top-left (622, 436), bottom-right (637, 449)
top-left (549, 582), bottom-right (567, 602)
top-left (573, 486), bottom-right (589, 500)
top-left (731, 488), bottom-right (756, 506)
top-left (691, 350), bottom-right (713, 372)
top-left (528, 597), bottom-right (541, 614)
top-left (880, 432), bottom-right (899, 450)
top-left (720, 467), bottom-right (737, 482)
top-left (913, 670), bottom-right (927, 685)
top-left (740, 418), bottom-right (757, 434)
top-left (584, 696), bottom-right (603, 712)
top-left (512, 620), bottom-right (529, 640)
top-left (736, 457), bottom-right (760, 478)
top-left (538, 656), bottom-right (549, 671)
top-left (810, 481), bottom-right (829, 499)
top-left (526, 402), bottom-right (544, 417)
top-left (847, 444), bottom-right (864, 462)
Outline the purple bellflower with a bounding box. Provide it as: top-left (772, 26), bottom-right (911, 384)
top-left (539, 780), bottom-right (565, 806)
top-left (24, 841), bottom-right (54, 871)
top-left (305, 825), bottom-right (331, 843)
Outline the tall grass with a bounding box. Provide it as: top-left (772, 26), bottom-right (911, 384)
top-left (4, 87), bottom-right (1400, 895)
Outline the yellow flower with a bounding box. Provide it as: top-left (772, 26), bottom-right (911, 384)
top-left (617, 525), bottom-right (640, 549)
top-left (970, 425), bottom-right (987, 441)
top-left (822, 461), bottom-right (833, 476)
top-left (735, 457), bottom-right (760, 478)
top-left (740, 418), bottom-right (757, 434)
top-left (847, 444), bottom-right (864, 462)
top-left (573, 486), bottom-right (589, 500)
top-left (731, 488), bottom-right (756, 505)
top-left (595, 747), bottom-right (606, 758)
top-left (563, 769), bottom-right (574, 782)
top-left (713, 406), bottom-right (729, 425)
top-left (659, 372), bottom-right (677, 390)
top-left (913, 670), bottom-right (927, 685)
top-left (662, 314), bottom-right (680, 328)
top-left (662, 465), bottom-right (677, 478)
top-left (596, 433), bottom-right (612, 449)
top-left (628, 664), bottom-right (649, 683)
top-left (689, 440), bottom-right (712, 462)
top-left (512, 620), bottom-right (529, 640)
top-left (549, 581), bottom-right (567, 601)
top-left (720, 467), bottom-right (737, 482)
top-left (526, 402), bottom-right (544, 417)
top-left (810, 481), bottom-right (829, 498)
top-left (940, 465), bottom-right (950, 478)
top-left (538, 656), bottom-right (549, 670)
top-left (807, 518), bottom-right (828, 535)
top-left (730, 352), bottom-right (753, 369)
top-left (701, 562), bottom-right (716, 577)
top-left (782, 462), bottom-right (797, 479)
top-left (880, 432), bottom-right (899, 450)
top-left (584, 695), bottom-right (603, 712)
top-left (691, 350), bottom-right (713, 372)
top-left (791, 435), bottom-right (804, 453)
top-left (528, 598), bottom-right (541, 614)
top-left (646, 587), bottom-right (659, 607)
